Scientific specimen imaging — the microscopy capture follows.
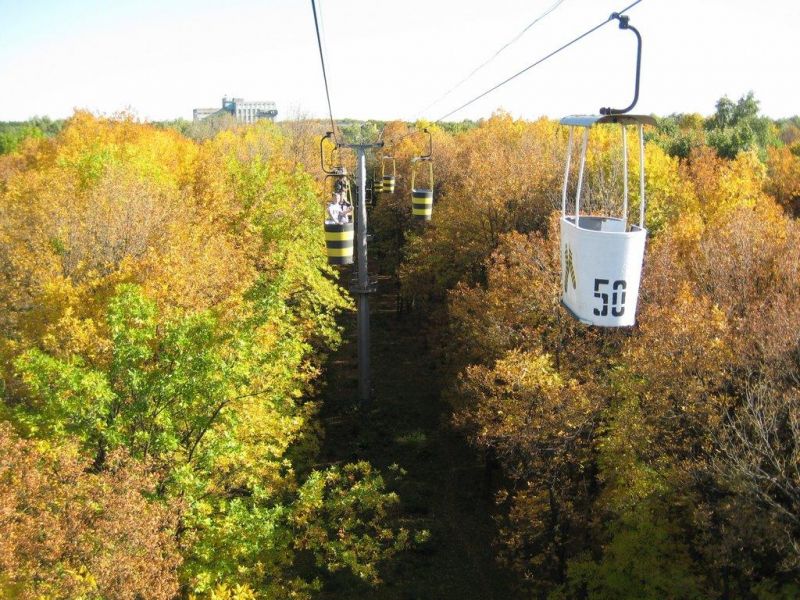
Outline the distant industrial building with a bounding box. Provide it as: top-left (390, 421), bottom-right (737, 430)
top-left (193, 96), bottom-right (278, 123)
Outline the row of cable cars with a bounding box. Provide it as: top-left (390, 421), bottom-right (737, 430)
top-left (371, 129), bottom-right (434, 221)
top-left (373, 156), bottom-right (433, 221)
top-left (373, 156), bottom-right (395, 195)
top-left (322, 116), bottom-right (653, 327)
top-left (323, 120), bottom-right (655, 327)
top-left (322, 115), bottom-right (653, 328)
top-left (321, 15), bottom-right (654, 331)
top-left (323, 130), bottom-right (436, 267)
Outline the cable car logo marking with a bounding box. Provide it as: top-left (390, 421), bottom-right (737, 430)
top-left (564, 245), bottom-right (577, 292)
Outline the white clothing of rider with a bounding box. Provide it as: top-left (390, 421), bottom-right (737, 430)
top-left (327, 200), bottom-right (342, 224)
top-left (338, 201), bottom-right (352, 224)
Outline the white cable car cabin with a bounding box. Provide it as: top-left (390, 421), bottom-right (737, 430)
top-left (559, 113), bottom-right (656, 327)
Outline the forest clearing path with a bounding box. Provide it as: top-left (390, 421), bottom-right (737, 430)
top-left (318, 274), bottom-right (515, 599)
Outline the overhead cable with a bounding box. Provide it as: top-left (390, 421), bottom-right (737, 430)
top-left (310, 0), bottom-right (338, 141)
top-left (436, 0), bottom-right (644, 122)
top-left (419, 0), bottom-right (568, 117)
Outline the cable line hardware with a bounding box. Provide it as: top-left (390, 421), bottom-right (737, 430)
top-left (434, 0), bottom-right (644, 122)
top-left (600, 13), bottom-right (642, 116)
top-left (418, 0), bottom-right (568, 117)
top-left (310, 0), bottom-right (338, 141)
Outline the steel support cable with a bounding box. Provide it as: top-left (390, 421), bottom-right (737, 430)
top-left (310, 0), bottom-right (338, 142)
top-left (317, 0), bottom-right (334, 96)
top-left (435, 0), bottom-right (644, 123)
top-left (384, 127), bottom-right (419, 150)
top-left (418, 0), bottom-right (568, 117)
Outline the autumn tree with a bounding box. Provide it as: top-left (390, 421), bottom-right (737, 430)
top-left (408, 100), bottom-right (800, 597)
top-left (0, 112), bottom-right (410, 598)
top-left (706, 92), bottom-right (779, 159)
top-left (0, 423), bottom-right (181, 599)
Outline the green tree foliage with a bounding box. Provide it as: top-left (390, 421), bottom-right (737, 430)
top-left (0, 113), bottom-right (409, 597)
top-left (650, 93), bottom-right (782, 161)
top-left (706, 91), bottom-right (779, 159)
top-left (650, 113), bottom-right (705, 159)
top-left (560, 506), bottom-right (704, 600)
top-left (0, 122), bottom-right (43, 154)
top-left (0, 117), bottom-right (64, 154)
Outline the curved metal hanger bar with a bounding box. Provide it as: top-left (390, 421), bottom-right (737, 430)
top-left (320, 131), bottom-right (340, 175)
top-left (420, 128), bottom-right (433, 160)
top-left (600, 14), bottom-right (642, 116)
top-left (411, 159), bottom-right (434, 190)
top-left (381, 155), bottom-right (396, 177)
top-left (409, 129), bottom-right (434, 163)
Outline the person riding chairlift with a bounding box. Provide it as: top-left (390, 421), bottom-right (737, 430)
top-left (326, 178), bottom-right (352, 225)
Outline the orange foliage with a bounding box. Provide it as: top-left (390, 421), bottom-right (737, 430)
top-left (682, 146), bottom-right (772, 225)
top-left (419, 111), bottom-right (800, 592)
top-left (766, 145), bottom-right (800, 214)
top-left (0, 423), bottom-right (181, 598)
top-left (398, 113), bottom-right (564, 304)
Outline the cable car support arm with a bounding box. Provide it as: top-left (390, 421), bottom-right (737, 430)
top-left (600, 14), bottom-right (642, 116)
top-left (320, 132), bottom-right (339, 175)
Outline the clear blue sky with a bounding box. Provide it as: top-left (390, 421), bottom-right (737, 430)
top-left (0, 0), bottom-right (798, 122)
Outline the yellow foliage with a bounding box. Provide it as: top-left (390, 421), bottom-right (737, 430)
top-left (766, 145), bottom-right (800, 212)
top-left (683, 146), bottom-right (771, 225)
top-left (642, 142), bottom-right (699, 232)
top-left (398, 113), bottom-right (564, 302)
top-left (0, 113), bottom-right (346, 386)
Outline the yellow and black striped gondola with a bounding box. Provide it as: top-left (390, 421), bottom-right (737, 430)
top-left (325, 220), bottom-right (354, 265)
top-left (319, 133), bottom-right (355, 265)
top-left (410, 157), bottom-right (433, 221)
top-left (381, 155), bottom-right (396, 194)
top-left (324, 173), bottom-right (355, 265)
top-left (373, 164), bottom-right (384, 197)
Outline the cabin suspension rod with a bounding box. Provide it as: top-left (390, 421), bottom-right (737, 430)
top-left (600, 13), bottom-right (642, 115)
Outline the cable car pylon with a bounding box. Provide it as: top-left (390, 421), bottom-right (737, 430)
top-left (319, 131), bottom-right (383, 405)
